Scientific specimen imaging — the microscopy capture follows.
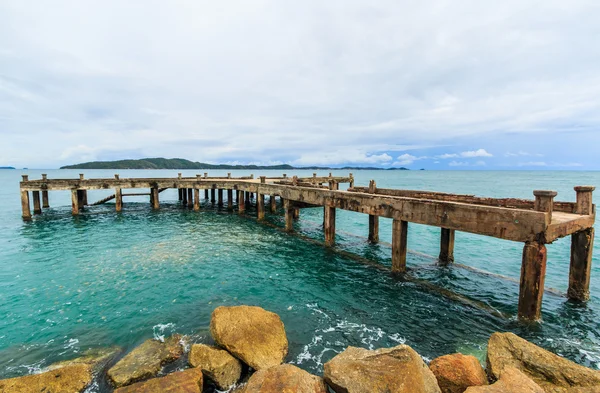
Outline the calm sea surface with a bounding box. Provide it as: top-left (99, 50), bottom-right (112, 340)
top-left (1, 169), bottom-right (599, 389)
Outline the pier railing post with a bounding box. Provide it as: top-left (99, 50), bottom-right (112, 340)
top-left (368, 180), bottom-right (379, 243)
top-left (284, 199), bottom-right (294, 232)
top-left (568, 186), bottom-right (596, 301)
top-left (439, 228), bottom-right (455, 265)
top-left (392, 219), bottom-right (408, 273)
top-left (518, 241), bottom-right (547, 321)
top-left (194, 189), bottom-right (200, 211)
top-left (533, 190), bottom-right (557, 221)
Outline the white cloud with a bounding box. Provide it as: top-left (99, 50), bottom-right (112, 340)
top-left (505, 151), bottom-right (543, 157)
top-left (460, 149), bottom-right (493, 158)
top-left (449, 161), bottom-right (469, 167)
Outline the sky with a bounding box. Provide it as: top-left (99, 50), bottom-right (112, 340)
top-left (1, 1), bottom-right (599, 170)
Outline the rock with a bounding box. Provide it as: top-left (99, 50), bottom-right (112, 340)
top-left (465, 367), bottom-right (543, 392)
top-left (324, 345), bottom-right (441, 393)
top-left (245, 364), bottom-right (327, 393)
top-left (487, 332), bottom-right (600, 393)
top-left (108, 334), bottom-right (184, 387)
top-left (47, 346), bottom-right (122, 372)
top-left (0, 364), bottom-right (92, 393)
top-left (210, 305), bottom-right (288, 370)
top-left (189, 343), bottom-right (242, 390)
top-left (430, 353), bottom-right (489, 393)
top-left (114, 367), bottom-right (203, 393)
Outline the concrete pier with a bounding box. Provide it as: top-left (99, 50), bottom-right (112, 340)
top-left (19, 173), bottom-right (596, 322)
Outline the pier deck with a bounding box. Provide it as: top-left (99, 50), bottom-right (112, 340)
top-left (19, 173), bottom-right (595, 321)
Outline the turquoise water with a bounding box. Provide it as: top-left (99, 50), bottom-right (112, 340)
top-left (1, 169), bottom-right (599, 389)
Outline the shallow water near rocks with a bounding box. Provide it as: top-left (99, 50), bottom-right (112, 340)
top-left (0, 169), bottom-right (599, 391)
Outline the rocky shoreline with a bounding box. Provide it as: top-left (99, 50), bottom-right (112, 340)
top-left (1, 305), bottom-right (599, 393)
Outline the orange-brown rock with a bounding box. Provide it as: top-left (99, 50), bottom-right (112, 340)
top-left (189, 343), bottom-right (242, 390)
top-left (245, 364), bottom-right (327, 393)
top-left (324, 345), bottom-right (441, 393)
top-left (108, 334), bottom-right (184, 387)
top-left (430, 353), bottom-right (488, 393)
top-left (114, 368), bottom-right (203, 393)
top-left (210, 305), bottom-right (288, 370)
top-left (0, 364), bottom-right (92, 393)
top-left (465, 367), bottom-right (543, 393)
top-left (487, 332), bottom-right (600, 393)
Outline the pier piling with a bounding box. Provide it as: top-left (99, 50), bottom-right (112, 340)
top-left (20, 190), bottom-right (31, 220)
top-left (392, 220), bottom-right (408, 273)
top-left (194, 189), bottom-right (200, 211)
top-left (227, 189), bottom-right (233, 209)
top-left (518, 241), bottom-right (547, 321)
top-left (32, 191), bottom-right (42, 214)
top-left (151, 187), bottom-right (159, 209)
top-left (218, 189), bottom-right (224, 206)
top-left (257, 194), bottom-right (265, 220)
top-left (71, 190), bottom-right (80, 215)
top-left (115, 189), bottom-right (123, 212)
top-left (270, 195), bottom-right (277, 213)
top-left (439, 228), bottom-right (455, 265)
top-left (324, 204), bottom-right (336, 245)
top-left (239, 191), bottom-right (246, 213)
top-left (284, 200), bottom-right (294, 232)
top-left (368, 180), bottom-right (379, 243)
top-left (568, 186), bottom-right (596, 301)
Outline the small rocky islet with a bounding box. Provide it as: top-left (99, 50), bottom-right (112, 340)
top-left (1, 305), bottom-right (599, 393)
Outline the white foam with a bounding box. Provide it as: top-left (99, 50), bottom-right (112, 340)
top-left (153, 323), bottom-right (176, 342)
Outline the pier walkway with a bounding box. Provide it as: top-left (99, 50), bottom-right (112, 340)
top-left (19, 173), bottom-right (595, 321)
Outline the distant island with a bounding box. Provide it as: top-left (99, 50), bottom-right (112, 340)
top-left (60, 158), bottom-right (409, 171)
top-left (0, 166), bottom-right (15, 169)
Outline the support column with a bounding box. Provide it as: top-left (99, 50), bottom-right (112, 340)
top-left (568, 186), bottom-right (596, 301)
top-left (151, 187), bottom-right (159, 209)
top-left (187, 189), bottom-right (193, 208)
top-left (77, 190), bottom-right (86, 210)
top-left (236, 190), bottom-right (242, 205)
top-left (324, 205), bottom-right (336, 245)
top-left (178, 189), bottom-right (183, 201)
top-left (71, 189), bottom-right (80, 215)
top-left (205, 189), bottom-right (209, 199)
top-left (227, 189), bottom-right (233, 209)
top-left (32, 191), bottom-right (42, 214)
top-left (211, 188), bottom-right (216, 203)
top-left (518, 241), bottom-right (547, 321)
top-left (270, 195), bottom-right (277, 213)
top-left (182, 188), bottom-right (188, 205)
top-left (194, 189), bottom-right (200, 211)
top-left (439, 228), bottom-right (455, 265)
top-left (368, 215), bottom-right (379, 243)
top-left (82, 190), bottom-right (88, 206)
top-left (392, 220), bottom-right (408, 273)
top-left (115, 188), bottom-right (123, 212)
top-left (21, 190), bottom-right (31, 221)
top-left (41, 174), bottom-right (49, 209)
top-left (284, 199), bottom-right (294, 232)
top-left (293, 207), bottom-right (300, 220)
top-left (239, 191), bottom-right (246, 213)
top-left (218, 189), bottom-right (224, 206)
top-left (245, 191), bottom-right (250, 205)
top-left (257, 193), bottom-right (265, 220)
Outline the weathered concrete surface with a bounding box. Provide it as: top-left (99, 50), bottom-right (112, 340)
top-left (0, 364), bottom-right (93, 393)
top-left (189, 343), bottom-right (242, 390)
top-left (324, 345), bottom-right (441, 393)
top-left (108, 335), bottom-right (184, 387)
top-left (466, 367), bottom-right (543, 393)
top-left (429, 353), bottom-right (488, 393)
top-left (46, 346), bottom-right (121, 372)
top-left (487, 332), bottom-right (600, 393)
top-left (244, 364), bottom-right (327, 393)
top-left (210, 305), bottom-right (288, 370)
top-left (114, 367), bottom-right (203, 393)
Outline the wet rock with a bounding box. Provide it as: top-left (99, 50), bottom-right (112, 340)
top-left (324, 345), bottom-right (441, 393)
top-left (465, 367), bottom-right (543, 392)
top-left (189, 343), bottom-right (242, 390)
top-left (210, 305), bottom-right (288, 370)
top-left (47, 346), bottom-right (122, 373)
top-left (430, 353), bottom-right (488, 393)
top-left (0, 364), bottom-right (92, 393)
top-left (114, 367), bottom-right (203, 393)
top-left (245, 364), bottom-right (327, 393)
top-left (487, 332), bottom-right (600, 393)
top-left (108, 334), bottom-right (184, 387)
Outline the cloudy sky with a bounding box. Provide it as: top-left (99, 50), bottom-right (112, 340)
top-left (1, 1), bottom-right (599, 169)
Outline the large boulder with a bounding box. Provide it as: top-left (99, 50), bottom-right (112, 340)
top-left (47, 346), bottom-right (122, 372)
top-left (0, 364), bottom-right (92, 393)
top-left (430, 353), bottom-right (489, 393)
top-left (189, 343), bottom-right (242, 390)
top-left (465, 367), bottom-right (543, 393)
top-left (324, 345), bottom-right (441, 393)
top-left (108, 334), bottom-right (184, 387)
top-left (210, 305), bottom-right (288, 370)
top-left (487, 332), bottom-right (600, 393)
top-left (245, 364), bottom-right (327, 393)
top-left (114, 367), bottom-right (203, 393)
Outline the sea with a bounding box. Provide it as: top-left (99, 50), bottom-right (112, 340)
top-left (0, 169), bottom-right (598, 390)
